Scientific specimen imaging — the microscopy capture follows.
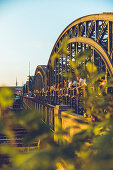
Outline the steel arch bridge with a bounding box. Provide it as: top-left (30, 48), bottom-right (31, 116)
top-left (33, 13), bottom-right (113, 114)
top-left (23, 13), bottom-right (113, 136)
top-left (47, 13), bottom-right (113, 87)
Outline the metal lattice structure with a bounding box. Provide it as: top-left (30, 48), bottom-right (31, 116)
top-left (47, 13), bottom-right (113, 87)
top-left (34, 65), bottom-right (47, 91)
top-left (33, 13), bottom-right (113, 114)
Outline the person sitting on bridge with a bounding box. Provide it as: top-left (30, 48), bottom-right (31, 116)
top-left (72, 80), bottom-right (76, 87)
top-left (68, 80), bottom-right (72, 88)
top-left (51, 86), bottom-right (54, 90)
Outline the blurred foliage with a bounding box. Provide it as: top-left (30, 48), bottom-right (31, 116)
top-left (0, 87), bottom-right (13, 109)
top-left (0, 37), bottom-right (113, 170)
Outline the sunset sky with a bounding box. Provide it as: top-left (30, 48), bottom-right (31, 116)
top-left (0, 0), bottom-right (113, 86)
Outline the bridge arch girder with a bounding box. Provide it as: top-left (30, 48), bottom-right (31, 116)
top-left (49, 13), bottom-right (113, 63)
top-left (47, 13), bottom-right (113, 88)
top-left (69, 37), bottom-right (113, 75)
top-left (34, 65), bottom-right (47, 91)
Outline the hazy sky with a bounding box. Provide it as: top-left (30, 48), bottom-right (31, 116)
top-left (0, 0), bottom-right (113, 86)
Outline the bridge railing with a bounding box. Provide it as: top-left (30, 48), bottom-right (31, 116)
top-left (23, 95), bottom-right (88, 143)
top-left (33, 77), bottom-right (111, 116)
top-left (34, 84), bottom-right (86, 115)
top-left (24, 77), bottom-right (109, 119)
top-left (23, 96), bottom-right (55, 131)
